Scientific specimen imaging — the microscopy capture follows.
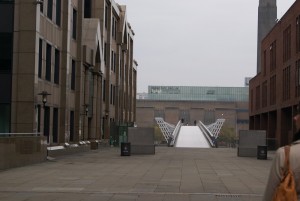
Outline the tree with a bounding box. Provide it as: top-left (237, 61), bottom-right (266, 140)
top-left (154, 125), bottom-right (165, 144)
top-left (217, 126), bottom-right (236, 147)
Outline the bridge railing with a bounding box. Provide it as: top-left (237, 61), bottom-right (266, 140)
top-left (197, 121), bottom-right (215, 147)
top-left (170, 120), bottom-right (182, 146)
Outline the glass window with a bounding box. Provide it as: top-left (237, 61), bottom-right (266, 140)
top-left (103, 79), bottom-right (106, 101)
top-left (37, 105), bottom-right (41, 132)
top-left (54, 48), bottom-right (60, 84)
top-left (53, 108), bottom-right (58, 143)
top-left (72, 8), bottom-right (77, 39)
top-left (46, 43), bottom-right (52, 81)
top-left (84, 0), bottom-right (92, 18)
top-left (297, 16), bottom-right (300, 53)
top-left (44, 106), bottom-right (50, 143)
top-left (0, 104), bottom-right (10, 133)
top-left (38, 39), bottom-right (43, 78)
top-left (47, 0), bottom-right (53, 20)
top-left (70, 111), bottom-right (74, 141)
top-left (0, 33), bottom-right (12, 73)
top-left (0, 3), bottom-right (14, 32)
top-left (56, 0), bottom-right (61, 26)
top-left (71, 59), bottom-right (75, 90)
top-left (40, 1), bottom-right (44, 13)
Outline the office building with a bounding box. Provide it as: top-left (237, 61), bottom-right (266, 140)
top-left (0, 0), bottom-right (137, 145)
top-left (250, 0), bottom-right (300, 148)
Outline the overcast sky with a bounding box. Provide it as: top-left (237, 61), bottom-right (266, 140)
top-left (116, 0), bottom-right (296, 93)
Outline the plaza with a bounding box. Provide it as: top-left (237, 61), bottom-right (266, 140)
top-left (0, 147), bottom-right (274, 201)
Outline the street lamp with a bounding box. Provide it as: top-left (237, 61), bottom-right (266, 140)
top-left (38, 91), bottom-right (51, 108)
top-left (105, 111), bottom-right (109, 119)
top-left (81, 104), bottom-right (89, 141)
top-left (83, 104), bottom-right (89, 116)
top-left (38, 91), bottom-right (51, 148)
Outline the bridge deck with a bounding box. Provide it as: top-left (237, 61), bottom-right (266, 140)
top-left (175, 126), bottom-right (210, 148)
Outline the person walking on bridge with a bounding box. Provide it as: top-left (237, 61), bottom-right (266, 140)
top-left (263, 103), bottom-right (300, 200)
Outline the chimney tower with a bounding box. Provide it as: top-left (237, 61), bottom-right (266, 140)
top-left (257, 0), bottom-right (277, 73)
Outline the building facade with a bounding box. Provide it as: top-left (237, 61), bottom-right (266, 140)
top-left (249, 0), bottom-right (300, 148)
top-left (0, 0), bottom-right (137, 145)
top-left (137, 86), bottom-right (249, 137)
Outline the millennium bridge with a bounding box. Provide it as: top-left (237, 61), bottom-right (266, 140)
top-left (155, 117), bottom-right (225, 148)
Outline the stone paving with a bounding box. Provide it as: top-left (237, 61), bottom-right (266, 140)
top-left (0, 147), bottom-right (274, 201)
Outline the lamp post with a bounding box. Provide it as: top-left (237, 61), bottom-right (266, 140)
top-left (38, 91), bottom-right (51, 147)
top-left (84, 104), bottom-right (89, 116)
top-left (81, 104), bottom-right (89, 141)
top-left (104, 110), bottom-right (109, 142)
top-left (38, 91), bottom-right (51, 108)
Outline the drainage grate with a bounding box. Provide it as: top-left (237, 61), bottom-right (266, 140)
top-left (215, 194), bottom-right (241, 198)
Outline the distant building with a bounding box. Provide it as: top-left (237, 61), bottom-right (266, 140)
top-left (136, 86), bottom-right (249, 136)
top-left (249, 0), bottom-right (300, 149)
top-left (244, 77), bottom-right (252, 87)
top-left (137, 93), bottom-right (148, 100)
top-left (257, 0), bottom-right (277, 73)
top-left (0, 0), bottom-right (137, 144)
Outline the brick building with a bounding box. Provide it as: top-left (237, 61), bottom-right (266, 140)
top-left (249, 0), bottom-right (300, 148)
top-left (0, 0), bottom-right (137, 145)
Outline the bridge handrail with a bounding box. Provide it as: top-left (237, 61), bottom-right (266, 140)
top-left (171, 120), bottom-right (182, 146)
top-left (198, 121), bottom-right (215, 147)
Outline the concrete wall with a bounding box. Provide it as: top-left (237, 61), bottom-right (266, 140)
top-left (0, 136), bottom-right (47, 170)
top-left (238, 130), bottom-right (266, 157)
top-left (128, 127), bottom-right (155, 154)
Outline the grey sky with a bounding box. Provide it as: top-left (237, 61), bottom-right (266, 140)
top-left (116, 0), bottom-right (296, 93)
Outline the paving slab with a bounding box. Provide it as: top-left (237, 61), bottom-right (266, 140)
top-left (0, 147), bottom-right (274, 201)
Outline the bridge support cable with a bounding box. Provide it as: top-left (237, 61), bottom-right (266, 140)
top-left (208, 119), bottom-right (225, 139)
top-left (154, 117), bottom-right (175, 142)
top-left (198, 119), bottom-right (225, 147)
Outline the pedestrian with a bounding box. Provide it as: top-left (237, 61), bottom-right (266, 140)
top-left (262, 103), bottom-right (300, 201)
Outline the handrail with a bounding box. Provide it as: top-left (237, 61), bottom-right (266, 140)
top-left (155, 118), bottom-right (224, 148)
top-left (170, 120), bottom-right (182, 146)
top-left (198, 121), bottom-right (215, 147)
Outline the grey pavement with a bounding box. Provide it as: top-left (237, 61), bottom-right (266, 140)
top-left (0, 147), bottom-right (274, 201)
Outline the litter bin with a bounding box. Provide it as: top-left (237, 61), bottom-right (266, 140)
top-left (121, 142), bottom-right (131, 156)
top-left (257, 145), bottom-right (268, 160)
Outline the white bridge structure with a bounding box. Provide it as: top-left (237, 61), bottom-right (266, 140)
top-left (155, 117), bottom-right (225, 148)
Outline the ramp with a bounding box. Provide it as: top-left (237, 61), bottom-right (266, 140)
top-left (175, 126), bottom-right (210, 148)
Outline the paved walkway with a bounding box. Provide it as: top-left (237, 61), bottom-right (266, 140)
top-left (0, 147), bottom-right (274, 201)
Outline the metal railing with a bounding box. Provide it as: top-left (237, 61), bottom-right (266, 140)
top-left (198, 121), bottom-right (215, 147)
top-left (170, 120), bottom-right (182, 146)
top-left (155, 118), bottom-right (225, 148)
top-left (206, 119), bottom-right (225, 139)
